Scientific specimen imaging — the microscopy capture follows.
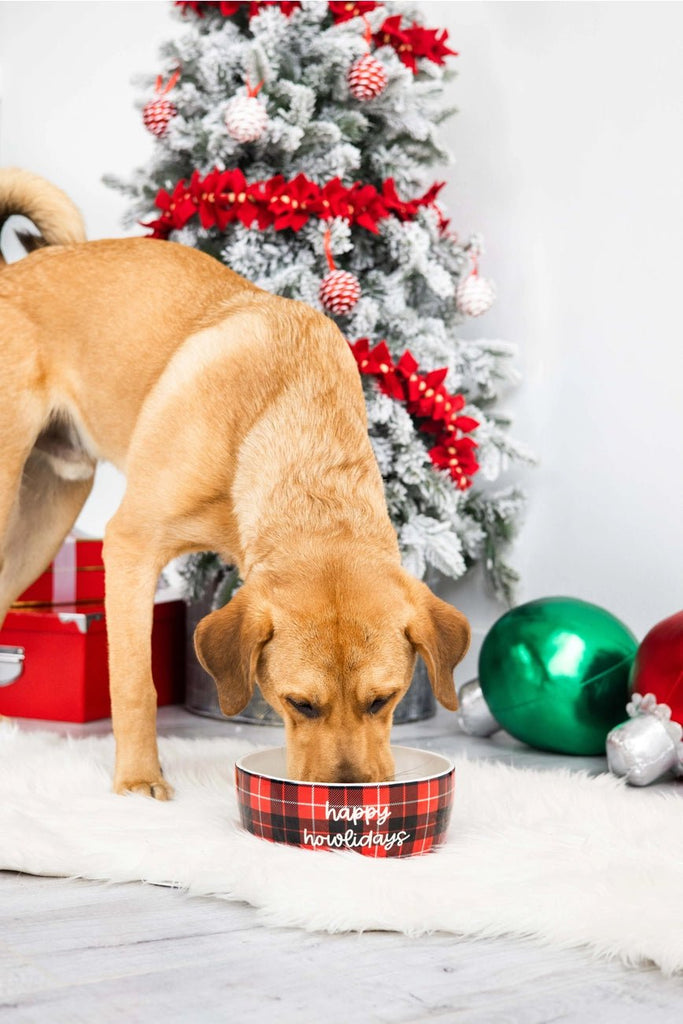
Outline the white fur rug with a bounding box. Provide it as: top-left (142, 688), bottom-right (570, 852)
top-left (2, 723), bottom-right (683, 974)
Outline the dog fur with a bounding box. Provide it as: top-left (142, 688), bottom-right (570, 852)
top-left (0, 168), bottom-right (471, 795)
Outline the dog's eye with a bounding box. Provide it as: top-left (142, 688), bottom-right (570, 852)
top-left (368, 694), bottom-right (395, 715)
top-left (286, 697), bottom-right (320, 719)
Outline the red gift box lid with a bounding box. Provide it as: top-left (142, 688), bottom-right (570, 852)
top-left (3, 604), bottom-right (107, 634)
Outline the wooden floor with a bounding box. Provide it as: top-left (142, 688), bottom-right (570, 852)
top-left (2, 706), bottom-right (682, 1023)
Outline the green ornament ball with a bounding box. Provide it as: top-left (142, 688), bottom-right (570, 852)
top-left (478, 597), bottom-right (638, 756)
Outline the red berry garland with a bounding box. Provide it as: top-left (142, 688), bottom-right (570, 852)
top-left (349, 338), bottom-right (480, 490)
top-left (144, 168), bottom-right (445, 238)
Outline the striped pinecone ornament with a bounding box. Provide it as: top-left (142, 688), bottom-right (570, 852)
top-left (224, 95), bottom-right (269, 143)
top-left (142, 97), bottom-right (177, 138)
top-left (348, 54), bottom-right (388, 101)
top-left (455, 273), bottom-right (496, 317)
top-left (319, 270), bottom-right (361, 315)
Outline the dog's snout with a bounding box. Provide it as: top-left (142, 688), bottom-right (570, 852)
top-left (334, 760), bottom-right (373, 785)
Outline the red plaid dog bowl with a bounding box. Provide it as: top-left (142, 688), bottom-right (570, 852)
top-left (234, 746), bottom-right (454, 858)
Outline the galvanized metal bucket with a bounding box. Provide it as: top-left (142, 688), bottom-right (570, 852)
top-left (184, 597), bottom-right (436, 725)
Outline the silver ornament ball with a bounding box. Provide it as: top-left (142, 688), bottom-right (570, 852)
top-left (455, 678), bottom-right (500, 737)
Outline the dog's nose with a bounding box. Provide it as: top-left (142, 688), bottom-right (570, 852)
top-left (334, 761), bottom-right (372, 784)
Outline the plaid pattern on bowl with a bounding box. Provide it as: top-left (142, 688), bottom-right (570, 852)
top-left (235, 756), bottom-right (455, 858)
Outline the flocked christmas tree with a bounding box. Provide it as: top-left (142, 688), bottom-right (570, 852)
top-left (108, 0), bottom-right (531, 607)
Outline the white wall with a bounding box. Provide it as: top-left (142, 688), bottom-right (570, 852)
top-left (1, 1), bottom-right (681, 647)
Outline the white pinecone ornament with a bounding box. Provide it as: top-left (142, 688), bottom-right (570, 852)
top-left (348, 54), bottom-right (388, 101)
top-left (319, 270), bottom-right (361, 315)
top-left (456, 272), bottom-right (495, 317)
top-left (225, 95), bottom-right (269, 143)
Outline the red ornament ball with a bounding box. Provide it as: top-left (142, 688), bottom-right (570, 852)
top-left (631, 610), bottom-right (683, 725)
top-left (348, 54), bottom-right (388, 101)
top-left (319, 269), bottom-right (361, 315)
top-left (142, 98), bottom-right (177, 138)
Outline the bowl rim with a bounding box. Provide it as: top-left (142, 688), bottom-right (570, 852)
top-left (234, 744), bottom-right (454, 788)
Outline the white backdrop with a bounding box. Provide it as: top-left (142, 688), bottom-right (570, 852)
top-left (1, 1), bottom-right (681, 649)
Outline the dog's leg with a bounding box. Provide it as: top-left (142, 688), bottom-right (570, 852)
top-left (0, 449), bottom-right (94, 627)
top-left (103, 506), bottom-right (172, 800)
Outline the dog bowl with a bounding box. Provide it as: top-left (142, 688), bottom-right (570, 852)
top-left (234, 746), bottom-right (454, 858)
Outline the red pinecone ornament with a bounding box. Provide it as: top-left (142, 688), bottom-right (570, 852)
top-left (319, 269), bottom-right (361, 315)
top-left (143, 97), bottom-right (177, 138)
top-left (348, 53), bottom-right (388, 101)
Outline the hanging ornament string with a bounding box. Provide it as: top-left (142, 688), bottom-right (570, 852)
top-left (319, 229), bottom-right (361, 315)
top-left (142, 70), bottom-right (181, 138)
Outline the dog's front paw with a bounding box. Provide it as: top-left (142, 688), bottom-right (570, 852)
top-left (114, 777), bottom-right (174, 801)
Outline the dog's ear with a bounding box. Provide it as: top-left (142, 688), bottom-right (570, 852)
top-left (405, 582), bottom-right (471, 711)
top-left (194, 587), bottom-right (273, 716)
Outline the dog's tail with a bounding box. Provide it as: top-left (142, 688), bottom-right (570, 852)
top-left (0, 167), bottom-right (86, 265)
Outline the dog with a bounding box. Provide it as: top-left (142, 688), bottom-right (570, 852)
top-left (0, 168), bottom-right (471, 797)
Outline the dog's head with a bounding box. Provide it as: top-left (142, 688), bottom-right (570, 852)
top-left (194, 560), bottom-right (470, 783)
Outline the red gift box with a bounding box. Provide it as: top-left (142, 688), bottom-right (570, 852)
top-left (15, 535), bottom-right (105, 606)
top-left (0, 600), bottom-right (186, 722)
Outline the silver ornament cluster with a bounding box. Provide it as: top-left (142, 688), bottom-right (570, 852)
top-left (606, 693), bottom-right (683, 786)
top-left (455, 678), bottom-right (500, 737)
top-left (224, 95), bottom-right (269, 143)
top-left (456, 273), bottom-right (495, 317)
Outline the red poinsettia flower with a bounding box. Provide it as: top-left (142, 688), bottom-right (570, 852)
top-left (176, 1), bottom-right (301, 17)
top-left (429, 435), bottom-right (479, 490)
top-left (404, 367), bottom-right (448, 420)
top-left (214, 168), bottom-right (262, 228)
top-left (175, 1), bottom-right (209, 15)
top-left (373, 15), bottom-right (414, 66)
top-left (395, 349), bottom-right (419, 380)
top-left (349, 339), bottom-right (405, 400)
top-left (268, 173), bottom-right (321, 231)
top-left (154, 177), bottom-right (198, 230)
top-left (189, 168), bottom-right (223, 229)
top-left (268, 1), bottom-right (301, 14)
top-left (453, 415), bottom-right (479, 434)
top-left (314, 177), bottom-right (354, 221)
top-left (345, 182), bottom-right (389, 233)
top-left (329, 1), bottom-right (378, 24)
top-left (405, 25), bottom-right (457, 65)
top-left (379, 178), bottom-right (419, 221)
top-left (373, 15), bottom-right (457, 73)
top-left (142, 214), bottom-right (173, 239)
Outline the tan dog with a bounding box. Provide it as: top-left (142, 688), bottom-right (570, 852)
top-left (0, 168), bottom-right (470, 796)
